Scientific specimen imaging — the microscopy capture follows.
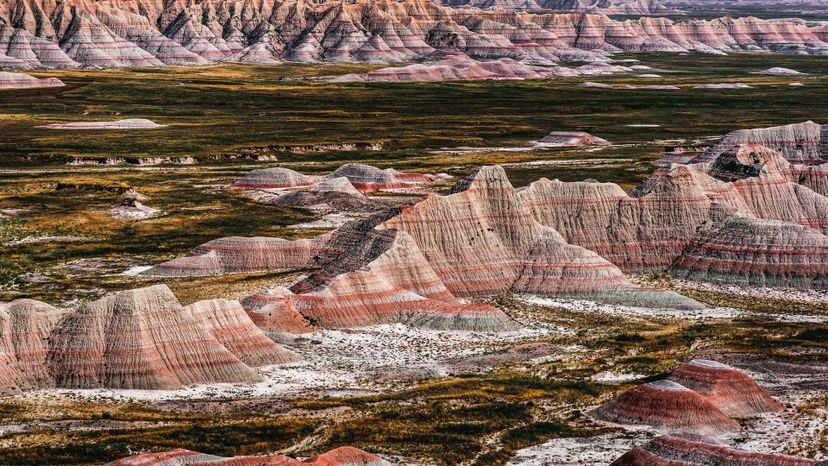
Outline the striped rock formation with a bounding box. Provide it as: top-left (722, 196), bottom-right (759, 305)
top-left (268, 177), bottom-right (401, 212)
top-left (1, 286), bottom-right (300, 394)
top-left (439, 0), bottom-right (679, 14)
top-left (142, 235), bottom-right (332, 277)
top-left (106, 446), bottom-right (391, 466)
top-left (696, 121), bottom-right (828, 165)
top-left (0, 71), bottom-right (63, 89)
top-left (0, 300), bottom-right (66, 395)
top-left (46, 285), bottom-right (267, 389)
top-left (327, 163), bottom-right (430, 192)
top-left (593, 380), bottom-right (741, 436)
top-left (668, 359), bottom-right (783, 417)
top-left (184, 299), bottom-right (301, 366)
top-left (611, 435), bottom-right (819, 466)
top-left (519, 148), bottom-right (828, 287)
top-left (3, 0), bottom-right (828, 72)
top-left (231, 167), bottom-right (318, 189)
top-left (535, 130), bottom-right (611, 147)
top-left (38, 118), bottom-right (164, 129)
top-left (242, 287), bottom-right (316, 336)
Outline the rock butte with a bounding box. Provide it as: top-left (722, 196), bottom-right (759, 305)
top-left (593, 379), bottom-right (741, 435)
top-left (105, 446), bottom-right (390, 466)
top-left (535, 131), bottom-right (611, 147)
top-left (611, 435), bottom-right (819, 466)
top-left (668, 359), bottom-right (784, 417)
top-left (2, 0), bottom-right (828, 72)
top-left (0, 71), bottom-right (63, 89)
top-left (327, 163), bottom-right (431, 192)
top-left (0, 285), bottom-right (299, 394)
top-left (38, 118), bottom-right (164, 129)
top-left (269, 177), bottom-right (400, 212)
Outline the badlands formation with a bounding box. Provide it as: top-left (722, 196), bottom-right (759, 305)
top-left (38, 118), bottom-right (165, 129)
top-left (611, 436), bottom-right (822, 466)
top-left (106, 447), bottom-right (391, 466)
top-left (594, 360), bottom-right (781, 435)
top-left (0, 285), bottom-right (299, 394)
top-left (1, 0), bottom-right (828, 70)
top-left (0, 70), bottom-right (62, 88)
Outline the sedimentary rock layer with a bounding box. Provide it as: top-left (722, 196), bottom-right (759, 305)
top-left (668, 359), bottom-right (783, 417)
top-left (593, 380), bottom-right (741, 435)
top-left (327, 163), bottom-right (430, 192)
top-left (143, 236), bottom-right (332, 277)
top-left (611, 435), bottom-right (818, 466)
top-left (2, 0), bottom-right (827, 70)
top-left (0, 71), bottom-right (63, 89)
top-left (106, 446), bottom-right (391, 466)
top-left (696, 121), bottom-right (828, 165)
top-left (1, 285), bottom-right (299, 393)
top-left (438, 0), bottom-right (679, 15)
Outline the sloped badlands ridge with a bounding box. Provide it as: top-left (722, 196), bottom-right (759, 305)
top-left (593, 379), bottom-right (741, 436)
top-left (0, 71), bottom-right (63, 88)
top-left (0, 285), bottom-right (299, 394)
top-left (438, 0), bottom-right (680, 15)
top-left (1, 0), bottom-right (828, 70)
top-left (611, 435), bottom-right (820, 466)
top-left (594, 360), bottom-right (782, 435)
top-left (106, 446), bottom-right (390, 466)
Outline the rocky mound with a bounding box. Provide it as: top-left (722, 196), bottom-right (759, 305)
top-left (110, 199), bottom-right (159, 219)
top-left (611, 435), bottom-right (818, 466)
top-left (0, 300), bottom-right (66, 396)
top-left (231, 167), bottom-right (317, 189)
top-left (579, 82), bottom-right (681, 90)
top-left (242, 288), bottom-right (316, 336)
top-left (327, 163), bottom-right (429, 192)
top-left (334, 53), bottom-right (544, 82)
top-left (692, 83), bottom-right (752, 89)
top-left (106, 446), bottom-right (390, 465)
top-left (0, 71), bottom-right (64, 89)
top-left (757, 67), bottom-right (804, 76)
top-left (593, 380), bottom-right (740, 435)
top-left (697, 121), bottom-right (827, 164)
top-left (535, 131), bottom-right (611, 147)
top-left (142, 236), bottom-right (332, 277)
top-left (668, 360), bottom-right (783, 417)
top-left (38, 118), bottom-right (164, 129)
top-left (46, 285), bottom-right (264, 389)
top-left (268, 177), bottom-right (398, 212)
top-left (2, 0), bottom-right (827, 71)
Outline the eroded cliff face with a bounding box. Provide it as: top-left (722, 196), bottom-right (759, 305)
top-left (1, 0), bottom-right (827, 69)
top-left (105, 446), bottom-right (392, 466)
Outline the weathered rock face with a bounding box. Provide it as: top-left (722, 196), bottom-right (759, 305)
top-left (231, 167), bottom-right (317, 189)
top-left (667, 359), bottom-right (783, 417)
top-left (593, 380), bottom-right (741, 436)
top-left (535, 131), bottom-right (611, 147)
top-left (2, 0), bottom-right (827, 70)
top-left (611, 435), bottom-right (818, 466)
top-left (0, 71), bottom-right (63, 89)
top-left (142, 236), bottom-right (332, 277)
top-left (46, 285), bottom-right (265, 389)
top-left (0, 300), bottom-right (65, 395)
top-left (105, 446), bottom-right (391, 466)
